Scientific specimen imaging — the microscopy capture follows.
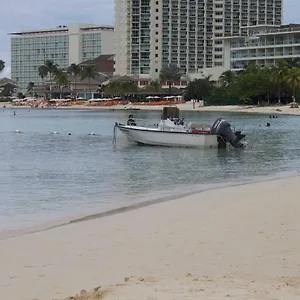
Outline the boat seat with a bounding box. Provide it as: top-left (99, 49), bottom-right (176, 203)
top-left (187, 122), bottom-right (209, 129)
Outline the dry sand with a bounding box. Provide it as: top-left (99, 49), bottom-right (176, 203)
top-left (4, 101), bottom-right (300, 116)
top-left (1, 175), bottom-right (300, 299)
top-left (120, 102), bottom-right (300, 116)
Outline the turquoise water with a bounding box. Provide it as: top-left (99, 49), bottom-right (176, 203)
top-left (0, 108), bottom-right (299, 236)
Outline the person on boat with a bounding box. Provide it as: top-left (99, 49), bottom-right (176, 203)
top-left (127, 114), bottom-right (136, 126)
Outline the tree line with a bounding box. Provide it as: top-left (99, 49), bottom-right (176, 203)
top-left (35, 61), bottom-right (183, 97)
top-left (185, 59), bottom-right (300, 105)
top-left (0, 60), bottom-right (11, 98)
top-left (101, 59), bottom-right (300, 105)
top-left (34, 60), bottom-right (97, 99)
top-left (3, 57), bottom-right (300, 104)
top-left (0, 60), bottom-right (4, 73)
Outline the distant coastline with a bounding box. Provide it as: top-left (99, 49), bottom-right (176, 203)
top-left (3, 101), bottom-right (300, 116)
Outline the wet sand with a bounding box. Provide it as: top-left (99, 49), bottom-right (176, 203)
top-left (1, 175), bottom-right (300, 299)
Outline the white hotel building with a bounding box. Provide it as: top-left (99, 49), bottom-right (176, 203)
top-left (10, 24), bottom-right (115, 92)
top-left (221, 24), bottom-right (300, 71)
top-left (115, 0), bottom-right (282, 83)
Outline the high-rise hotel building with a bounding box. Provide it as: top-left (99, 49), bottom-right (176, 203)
top-left (10, 24), bottom-right (115, 92)
top-left (115, 0), bottom-right (282, 80)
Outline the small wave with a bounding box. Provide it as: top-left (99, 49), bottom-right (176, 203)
top-left (1, 170), bottom-right (298, 241)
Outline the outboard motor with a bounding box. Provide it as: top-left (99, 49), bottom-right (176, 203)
top-left (211, 118), bottom-right (245, 148)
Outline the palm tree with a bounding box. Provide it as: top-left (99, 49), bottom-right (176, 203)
top-left (0, 60), bottom-right (5, 73)
top-left (120, 80), bottom-right (138, 94)
top-left (271, 62), bottom-right (288, 104)
top-left (144, 80), bottom-right (162, 92)
top-left (104, 81), bottom-right (119, 95)
top-left (27, 82), bottom-right (35, 96)
top-left (286, 67), bottom-right (300, 100)
top-left (54, 69), bottom-right (70, 99)
top-left (260, 67), bottom-right (274, 104)
top-left (44, 60), bottom-right (58, 91)
top-left (219, 70), bottom-right (236, 87)
top-left (81, 66), bottom-right (97, 98)
top-left (159, 64), bottom-right (182, 94)
top-left (38, 65), bottom-right (48, 99)
top-left (67, 63), bottom-right (81, 99)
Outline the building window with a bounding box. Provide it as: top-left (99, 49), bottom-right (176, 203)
top-left (214, 47), bottom-right (223, 52)
top-left (214, 62), bottom-right (223, 66)
top-left (155, 69), bottom-right (158, 72)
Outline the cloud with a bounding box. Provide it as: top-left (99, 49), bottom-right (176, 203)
top-left (0, 0), bottom-right (115, 77)
top-left (0, 0), bottom-right (299, 79)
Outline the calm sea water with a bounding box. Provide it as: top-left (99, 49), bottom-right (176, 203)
top-left (0, 107), bottom-right (299, 236)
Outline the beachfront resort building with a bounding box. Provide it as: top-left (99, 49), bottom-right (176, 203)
top-left (114, 0), bottom-right (283, 82)
top-left (221, 24), bottom-right (300, 71)
top-left (10, 24), bottom-right (115, 92)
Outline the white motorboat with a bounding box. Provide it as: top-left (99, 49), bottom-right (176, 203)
top-left (114, 107), bottom-right (246, 149)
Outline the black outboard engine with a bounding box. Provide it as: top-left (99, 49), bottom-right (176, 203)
top-left (211, 118), bottom-right (245, 148)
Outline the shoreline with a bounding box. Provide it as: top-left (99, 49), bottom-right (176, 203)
top-left (3, 102), bottom-right (300, 116)
top-left (1, 174), bottom-right (300, 299)
top-left (0, 170), bottom-right (297, 241)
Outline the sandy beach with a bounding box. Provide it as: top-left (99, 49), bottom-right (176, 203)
top-left (3, 101), bottom-right (300, 116)
top-left (1, 175), bottom-right (300, 300)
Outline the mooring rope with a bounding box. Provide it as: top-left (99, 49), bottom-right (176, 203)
top-left (112, 122), bottom-right (118, 147)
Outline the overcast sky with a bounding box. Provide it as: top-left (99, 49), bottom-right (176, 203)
top-left (0, 0), bottom-right (299, 78)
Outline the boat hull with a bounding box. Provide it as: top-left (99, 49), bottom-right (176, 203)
top-left (117, 124), bottom-right (219, 148)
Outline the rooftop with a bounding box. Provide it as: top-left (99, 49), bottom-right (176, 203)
top-left (9, 24), bottom-right (114, 36)
top-left (249, 23), bottom-right (300, 36)
top-left (215, 24), bottom-right (300, 41)
top-left (0, 77), bottom-right (18, 87)
top-left (79, 54), bottom-right (115, 66)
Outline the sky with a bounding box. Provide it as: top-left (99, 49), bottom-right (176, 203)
top-left (0, 0), bottom-right (299, 78)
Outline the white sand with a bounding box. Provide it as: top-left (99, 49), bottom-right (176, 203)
top-left (119, 102), bottom-right (300, 116)
top-left (4, 101), bottom-right (300, 116)
top-left (1, 176), bottom-right (300, 299)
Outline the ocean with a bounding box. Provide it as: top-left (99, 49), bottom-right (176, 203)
top-left (0, 107), bottom-right (299, 238)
